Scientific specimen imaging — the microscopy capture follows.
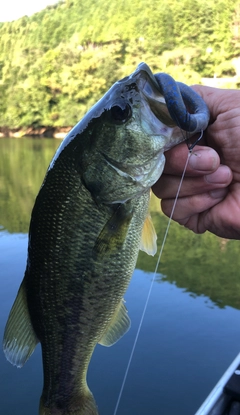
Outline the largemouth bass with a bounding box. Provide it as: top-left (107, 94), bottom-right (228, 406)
top-left (3, 63), bottom-right (209, 415)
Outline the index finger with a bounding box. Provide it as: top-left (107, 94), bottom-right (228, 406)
top-left (191, 85), bottom-right (240, 121)
top-left (163, 143), bottom-right (220, 176)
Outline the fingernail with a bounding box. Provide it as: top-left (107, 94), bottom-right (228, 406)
top-left (189, 149), bottom-right (218, 171)
top-left (205, 165), bottom-right (231, 184)
top-left (209, 188), bottom-right (228, 198)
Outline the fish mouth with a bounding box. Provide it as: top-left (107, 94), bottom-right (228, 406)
top-left (123, 63), bottom-right (183, 144)
top-left (131, 63), bottom-right (177, 130)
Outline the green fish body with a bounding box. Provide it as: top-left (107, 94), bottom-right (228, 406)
top-left (3, 63), bottom-right (209, 415)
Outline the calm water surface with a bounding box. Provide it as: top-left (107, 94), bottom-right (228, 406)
top-left (1, 137), bottom-right (240, 415)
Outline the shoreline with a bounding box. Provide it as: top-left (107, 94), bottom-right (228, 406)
top-left (0, 126), bottom-right (72, 139)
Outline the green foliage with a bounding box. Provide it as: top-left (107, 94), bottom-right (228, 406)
top-left (0, 0), bottom-right (239, 128)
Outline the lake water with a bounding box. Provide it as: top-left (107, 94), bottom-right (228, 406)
top-left (1, 137), bottom-right (240, 415)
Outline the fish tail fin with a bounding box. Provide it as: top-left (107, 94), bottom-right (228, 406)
top-left (39, 389), bottom-right (99, 415)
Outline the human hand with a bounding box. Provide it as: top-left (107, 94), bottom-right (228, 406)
top-left (152, 85), bottom-right (240, 239)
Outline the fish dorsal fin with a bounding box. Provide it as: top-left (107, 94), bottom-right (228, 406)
top-left (3, 280), bottom-right (39, 368)
top-left (99, 300), bottom-right (131, 347)
top-left (140, 213), bottom-right (157, 256)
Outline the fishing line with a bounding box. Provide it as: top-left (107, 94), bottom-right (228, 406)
top-left (113, 147), bottom-right (193, 415)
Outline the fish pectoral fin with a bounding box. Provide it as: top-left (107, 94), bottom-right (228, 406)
top-left (99, 300), bottom-right (131, 347)
top-left (140, 213), bottom-right (157, 256)
top-left (3, 280), bottom-right (39, 368)
top-left (93, 204), bottom-right (133, 257)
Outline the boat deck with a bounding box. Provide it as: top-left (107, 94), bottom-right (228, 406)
top-left (195, 353), bottom-right (240, 415)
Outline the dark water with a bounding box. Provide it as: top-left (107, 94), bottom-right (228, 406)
top-left (1, 137), bottom-right (240, 415)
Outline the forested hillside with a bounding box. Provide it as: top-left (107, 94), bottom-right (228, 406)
top-left (0, 0), bottom-right (240, 129)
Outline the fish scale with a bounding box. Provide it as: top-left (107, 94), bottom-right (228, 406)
top-left (27, 150), bottom-right (148, 413)
top-left (3, 62), bottom-right (209, 414)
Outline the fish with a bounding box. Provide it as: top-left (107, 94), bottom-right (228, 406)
top-left (3, 62), bottom-right (209, 415)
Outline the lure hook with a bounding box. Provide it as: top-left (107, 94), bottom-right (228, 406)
top-left (187, 130), bottom-right (204, 151)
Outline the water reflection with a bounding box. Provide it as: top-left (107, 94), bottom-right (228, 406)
top-left (137, 210), bottom-right (240, 309)
top-left (0, 137), bottom-right (59, 233)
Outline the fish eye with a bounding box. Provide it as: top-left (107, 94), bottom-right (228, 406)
top-left (110, 104), bottom-right (132, 124)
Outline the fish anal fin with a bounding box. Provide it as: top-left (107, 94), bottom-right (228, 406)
top-left (3, 279), bottom-right (39, 368)
top-left (140, 213), bottom-right (157, 256)
top-left (99, 300), bottom-right (131, 347)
